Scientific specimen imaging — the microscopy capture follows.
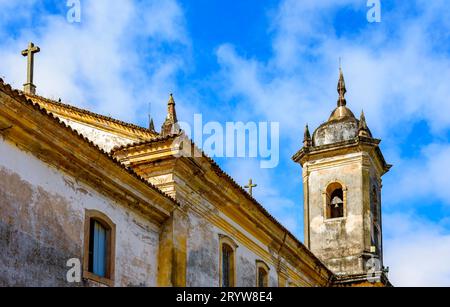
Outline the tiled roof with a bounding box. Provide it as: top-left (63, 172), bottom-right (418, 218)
top-left (0, 78), bottom-right (178, 207)
top-left (24, 91), bottom-right (157, 137)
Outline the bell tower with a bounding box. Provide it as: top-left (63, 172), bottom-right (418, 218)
top-left (293, 68), bottom-right (392, 285)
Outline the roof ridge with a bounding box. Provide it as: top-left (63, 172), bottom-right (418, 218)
top-left (0, 78), bottom-right (179, 207)
top-left (23, 90), bottom-right (157, 136)
top-left (111, 133), bottom-right (180, 152)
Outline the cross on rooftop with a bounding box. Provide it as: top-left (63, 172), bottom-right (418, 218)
top-left (244, 178), bottom-right (257, 196)
top-left (21, 42), bottom-right (40, 95)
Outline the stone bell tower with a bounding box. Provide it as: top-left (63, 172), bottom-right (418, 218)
top-left (292, 68), bottom-right (392, 285)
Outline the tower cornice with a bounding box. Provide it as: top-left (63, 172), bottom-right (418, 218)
top-left (292, 136), bottom-right (392, 176)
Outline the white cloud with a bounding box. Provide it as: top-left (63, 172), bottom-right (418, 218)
top-left (385, 143), bottom-right (450, 207)
top-left (384, 213), bottom-right (450, 286)
top-left (0, 0), bottom-right (190, 125)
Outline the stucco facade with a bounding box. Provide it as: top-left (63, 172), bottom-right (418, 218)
top-left (0, 140), bottom-right (160, 286)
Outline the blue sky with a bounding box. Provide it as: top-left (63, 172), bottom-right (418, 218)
top-left (1, 0), bottom-right (450, 286)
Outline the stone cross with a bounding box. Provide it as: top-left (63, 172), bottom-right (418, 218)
top-left (245, 178), bottom-right (258, 196)
top-left (21, 42), bottom-right (40, 95)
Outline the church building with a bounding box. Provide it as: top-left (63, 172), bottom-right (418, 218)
top-left (0, 43), bottom-right (391, 287)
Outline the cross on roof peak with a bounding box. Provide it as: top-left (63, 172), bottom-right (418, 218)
top-left (244, 178), bottom-right (258, 196)
top-left (21, 42), bottom-right (40, 95)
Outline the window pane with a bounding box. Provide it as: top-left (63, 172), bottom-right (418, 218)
top-left (258, 268), bottom-right (267, 287)
top-left (222, 245), bottom-right (231, 287)
top-left (93, 221), bottom-right (107, 278)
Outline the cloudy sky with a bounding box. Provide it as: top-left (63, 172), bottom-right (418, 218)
top-left (1, 0), bottom-right (449, 286)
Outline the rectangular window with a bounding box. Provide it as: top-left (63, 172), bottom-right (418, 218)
top-left (222, 246), bottom-right (230, 287)
top-left (219, 236), bottom-right (236, 287)
top-left (89, 220), bottom-right (108, 277)
top-left (83, 210), bottom-right (116, 286)
top-left (258, 268), bottom-right (267, 287)
top-left (256, 261), bottom-right (269, 287)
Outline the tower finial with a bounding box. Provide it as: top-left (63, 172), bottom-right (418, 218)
top-left (161, 93), bottom-right (180, 136)
top-left (168, 93), bottom-right (175, 105)
top-left (337, 66), bottom-right (347, 107)
top-left (304, 124), bottom-right (312, 147)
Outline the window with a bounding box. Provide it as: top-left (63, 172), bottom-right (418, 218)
top-left (219, 235), bottom-right (237, 287)
top-left (371, 187), bottom-right (381, 254)
top-left (256, 261), bottom-right (270, 287)
top-left (222, 244), bottom-right (233, 287)
top-left (325, 182), bottom-right (346, 219)
top-left (83, 210), bottom-right (116, 286)
top-left (371, 187), bottom-right (379, 224)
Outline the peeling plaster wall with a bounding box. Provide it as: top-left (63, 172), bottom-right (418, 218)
top-left (307, 152), bottom-right (365, 275)
top-left (159, 170), bottom-right (313, 287)
top-left (185, 208), bottom-right (281, 287)
top-left (59, 118), bottom-right (139, 152)
top-left (186, 211), bottom-right (220, 287)
top-left (0, 139), bottom-right (159, 287)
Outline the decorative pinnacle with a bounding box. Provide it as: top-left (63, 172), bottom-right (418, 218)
top-left (149, 117), bottom-right (155, 132)
top-left (337, 67), bottom-right (347, 107)
top-left (358, 110), bottom-right (371, 137)
top-left (303, 124), bottom-right (312, 147)
top-left (148, 101), bottom-right (156, 132)
top-left (161, 93), bottom-right (180, 136)
top-left (168, 93), bottom-right (175, 105)
top-left (166, 93), bottom-right (177, 121)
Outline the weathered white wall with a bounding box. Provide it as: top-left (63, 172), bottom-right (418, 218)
top-left (60, 118), bottom-right (138, 152)
top-left (0, 138), bottom-right (160, 287)
top-left (185, 207), bottom-right (284, 287)
top-left (307, 152), bottom-right (364, 275)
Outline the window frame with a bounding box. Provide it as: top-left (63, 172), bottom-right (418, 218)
top-left (83, 209), bottom-right (116, 287)
top-left (255, 260), bottom-right (270, 287)
top-left (219, 234), bottom-right (238, 287)
top-left (323, 181), bottom-right (348, 221)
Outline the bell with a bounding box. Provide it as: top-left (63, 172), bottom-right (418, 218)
top-left (331, 196), bottom-right (343, 208)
